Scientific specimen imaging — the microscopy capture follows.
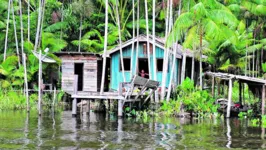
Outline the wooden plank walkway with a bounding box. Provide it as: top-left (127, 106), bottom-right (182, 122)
top-left (71, 92), bottom-right (124, 100)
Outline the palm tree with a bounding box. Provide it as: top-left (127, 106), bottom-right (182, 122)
top-left (152, 0), bottom-right (159, 102)
top-left (134, 0), bottom-right (140, 75)
top-left (130, 0), bottom-right (135, 78)
top-left (100, 0), bottom-right (109, 94)
top-left (115, 0), bottom-right (126, 82)
top-left (161, 0), bottom-right (170, 100)
top-left (144, 0), bottom-right (151, 79)
top-left (168, 0), bottom-right (239, 89)
top-left (167, 0), bottom-right (182, 101)
top-left (11, 0), bottom-right (20, 67)
top-left (34, 0), bottom-right (44, 52)
top-left (3, 0), bottom-right (11, 62)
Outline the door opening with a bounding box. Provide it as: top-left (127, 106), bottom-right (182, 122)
top-left (138, 58), bottom-right (149, 78)
top-left (74, 63), bottom-right (84, 91)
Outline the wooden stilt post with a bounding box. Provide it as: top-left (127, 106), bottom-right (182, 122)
top-left (218, 79), bottom-right (221, 96)
top-left (108, 99), bottom-right (111, 111)
top-left (223, 81), bottom-right (226, 97)
top-left (72, 75), bottom-right (78, 117)
top-left (212, 76), bottom-right (215, 97)
top-left (262, 85), bottom-right (265, 116)
top-left (72, 98), bottom-right (77, 117)
top-left (118, 83), bottom-right (123, 117)
top-left (53, 86), bottom-right (56, 107)
top-left (86, 100), bottom-right (90, 114)
top-left (227, 78), bottom-right (233, 118)
top-left (23, 53), bottom-right (29, 112)
top-left (239, 82), bottom-right (242, 105)
top-left (243, 84), bottom-right (245, 105)
top-left (118, 100), bottom-right (123, 117)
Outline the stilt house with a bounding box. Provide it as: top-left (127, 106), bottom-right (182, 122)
top-left (56, 35), bottom-right (203, 94)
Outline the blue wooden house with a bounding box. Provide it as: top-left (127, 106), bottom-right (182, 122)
top-left (106, 35), bottom-right (183, 90)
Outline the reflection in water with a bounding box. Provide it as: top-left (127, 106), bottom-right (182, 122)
top-left (1, 111), bottom-right (266, 149)
top-left (37, 115), bottom-right (43, 147)
top-left (226, 118), bottom-right (232, 148)
top-left (22, 112), bottom-right (29, 149)
top-left (117, 118), bottom-right (123, 143)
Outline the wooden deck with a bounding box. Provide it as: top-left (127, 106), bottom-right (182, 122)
top-left (70, 75), bottom-right (159, 117)
top-left (206, 72), bottom-right (266, 118)
top-left (71, 91), bottom-right (124, 100)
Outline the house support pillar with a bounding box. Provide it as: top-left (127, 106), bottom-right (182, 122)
top-left (86, 100), bottom-right (90, 114)
top-left (118, 99), bottom-right (123, 117)
top-left (72, 75), bottom-right (78, 117)
top-left (72, 98), bottom-right (77, 117)
top-left (239, 82), bottom-right (242, 105)
top-left (118, 83), bottom-right (123, 117)
top-left (212, 76), bottom-right (215, 97)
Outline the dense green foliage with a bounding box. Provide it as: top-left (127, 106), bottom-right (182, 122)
top-left (160, 78), bottom-right (218, 117)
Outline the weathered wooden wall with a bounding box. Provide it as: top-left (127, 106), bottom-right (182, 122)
top-left (59, 54), bottom-right (101, 93)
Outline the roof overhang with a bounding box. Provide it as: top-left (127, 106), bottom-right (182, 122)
top-left (54, 51), bottom-right (101, 57)
top-left (106, 35), bottom-right (182, 59)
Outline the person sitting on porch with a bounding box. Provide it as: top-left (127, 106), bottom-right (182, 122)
top-left (139, 69), bottom-right (149, 78)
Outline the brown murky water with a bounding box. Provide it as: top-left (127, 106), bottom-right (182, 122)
top-left (0, 110), bottom-right (265, 149)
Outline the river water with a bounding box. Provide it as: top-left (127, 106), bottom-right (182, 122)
top-left (0, 110), bottom-right (265, 149)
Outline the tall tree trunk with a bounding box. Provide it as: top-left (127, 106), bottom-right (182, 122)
top-left (161, 0), bottom-right (170, 100)
top-left (180, 0), bottom-right (186, 83)
top-left (3, 0), bottom-right (11, 62)
top-left (191, 52), bottom-right (195, 80)
top-left (34, 0), bottom-right (43, 52)
top-left (11, 1), bottom-right (20, 67)
top-left (78, 15), bottom-right (83, 52)
top-left (60, 6), bottom-right (64, 40)
top-left (257, 50), bottom-right (259, 77)
top-left (180, 52), bottom-right (186, 82)
top-left (134, 0), bottom-right (140, 75)
top-left (116, 0), bottom-right (125, 82)
top-left (152, 0), bottom-right (156, 80)
top-left (199, 25), bottom-right (203, 90)
top-left (23, 53), bottom-right (29, 112)
top-left (152, 0), bottom-right (159, 102)
top-left (38, 0), bottom-right (46, 48)
top-left (144, 0), bottom-right (151, 79)
top-left (166, 43), bottom-right (178, 101)
top-left (130, 0), bottom-right (135, 78)
top-left (100, 0), bottom-right (109, 94)
top-left (245, 44), bottom-right (248, 76)
top-left (19, 0), bottom-right (24, 58)
top-left (27, 0), bottom-right (30, 41)
top-left (19, 0), bottom-right (27, 99)
top-left (249, 52), bottom-right (251, 76)
top-left (191, 32), bottom-right (197, 80)
top-left (252, 39), bottom-right (255, 77)
top-left (261, 48), bottom-right (264, 77)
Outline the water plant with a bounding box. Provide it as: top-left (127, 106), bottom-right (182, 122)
top-left (251, 118), bottom-right (260, 127)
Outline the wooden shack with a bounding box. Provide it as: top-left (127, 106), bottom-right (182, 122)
top-left (55, 52), bottom-right (104, 93)
top-left (106, 34), bottom-right (183, 90)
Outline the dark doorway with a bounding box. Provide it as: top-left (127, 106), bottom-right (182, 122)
top-left (74, 63), bottom-right (83, 91)
top-left (138, 58), bottom-right (149, 78)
